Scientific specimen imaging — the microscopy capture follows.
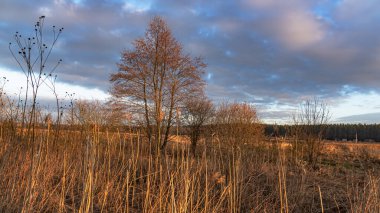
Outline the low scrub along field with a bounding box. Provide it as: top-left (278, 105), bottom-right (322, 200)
top-left (0, 125), bottom-right (379, 213)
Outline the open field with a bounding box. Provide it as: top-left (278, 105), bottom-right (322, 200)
top-left (324, 141), bottom-right (380, 159)
top-left (0, 126), bottom-right (379, 212)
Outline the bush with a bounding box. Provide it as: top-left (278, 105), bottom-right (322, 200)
top-left (213, 102), bottom-right (264, 148)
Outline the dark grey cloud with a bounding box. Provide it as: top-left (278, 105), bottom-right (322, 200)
top-left (1, 0), bottom-right (380, 122)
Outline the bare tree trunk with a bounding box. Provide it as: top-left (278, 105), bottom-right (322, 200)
top-left (190, 126), bottom-right (201, 156)
top-left (161, 84), bottom-right (175, 150)
top-left (143, 79), bottom-right (152, 143)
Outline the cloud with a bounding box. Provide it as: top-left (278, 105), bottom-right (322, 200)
top-left (277, 11), bottom-right (325, 49)
top-left (123, 0), bottom-right (152, 13)
top-left (1, 0), bottom-right (380, 122)
top-left (336, 112), bottom-right (380, 124)
top-left (245, 0), bottom-right (325, 49)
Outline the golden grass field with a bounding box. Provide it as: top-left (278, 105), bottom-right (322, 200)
top-left (324, 141), bottom-right (380, 159)
top-left (0, 127), bottom-right (379, 212)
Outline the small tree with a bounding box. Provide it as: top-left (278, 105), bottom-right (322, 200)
top-left (214, 102), bottom-right (263, 149)
top-left (182, 96), bottom-right (214, 156)
top-left (71, 100), bottom-right (123, 127)
top-left (292, 98), bottom-right (330, 167)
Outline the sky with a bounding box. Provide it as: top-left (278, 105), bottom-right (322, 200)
top-left (1, 0), bottom-right (380, 123)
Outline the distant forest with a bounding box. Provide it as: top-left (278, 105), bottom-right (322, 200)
top-left (265, 124), bottom-right (380, 142)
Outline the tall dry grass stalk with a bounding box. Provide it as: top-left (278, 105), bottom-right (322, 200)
top-left (0, 121), bottom-right (379, 212)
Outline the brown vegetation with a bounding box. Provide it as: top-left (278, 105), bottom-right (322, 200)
top-left (2, 16), bottom-right (380, 213)
top-left (213, 102), bottom-right (264, 149)
top-left (292, 98), bottom-right (330, 167)
top-left (0, 122), bottom-right (379, 212)
top-left (182, 96), bottom-right (214, 156)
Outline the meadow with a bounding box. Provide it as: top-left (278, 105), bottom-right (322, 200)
top-left (0, 123), bottom-right (379, 212)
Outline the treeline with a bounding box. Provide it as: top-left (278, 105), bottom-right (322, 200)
top-left (265, 124), bottom-right (380, 142)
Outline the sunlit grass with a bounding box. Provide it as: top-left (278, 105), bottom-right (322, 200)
top-left (0, 123), bottom-right (379, 212)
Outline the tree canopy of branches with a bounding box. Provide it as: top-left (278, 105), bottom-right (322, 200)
top-left (214, 102), bottom-right (263, 149)
top-left (292, 98), bottom-right (330, 166)
top-left (182, 96), bottom-right (214, 156)
top-left (69, 100), bottom-right (124, 127)
top-left (110, 16), bottom-right (206, 151)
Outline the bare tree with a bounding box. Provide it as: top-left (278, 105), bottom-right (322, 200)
top-left (70, 100), bottom-right (123, 127)
top-left (214, 102), bottom-right (263, 149)
top-left (292, 98), bottom-right (330, 167)
top-left (182, 96), bottom-right (214, 156)
top-left (110, 16), bottom-right (206, 152)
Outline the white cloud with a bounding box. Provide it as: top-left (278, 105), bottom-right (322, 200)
top-left (123, 0), bottom-right (151, 13)
top-left (39, 7), bottom-right (52, 17)
top-left (0, 67), bottom-right (109, 101)
top-left (330, 91), bottom-right (380, 120)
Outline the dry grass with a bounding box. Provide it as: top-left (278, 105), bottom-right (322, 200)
top-left (324, 141), bottom-right (380, 159)
top-left (0, 125), bottom-right (379, 212)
